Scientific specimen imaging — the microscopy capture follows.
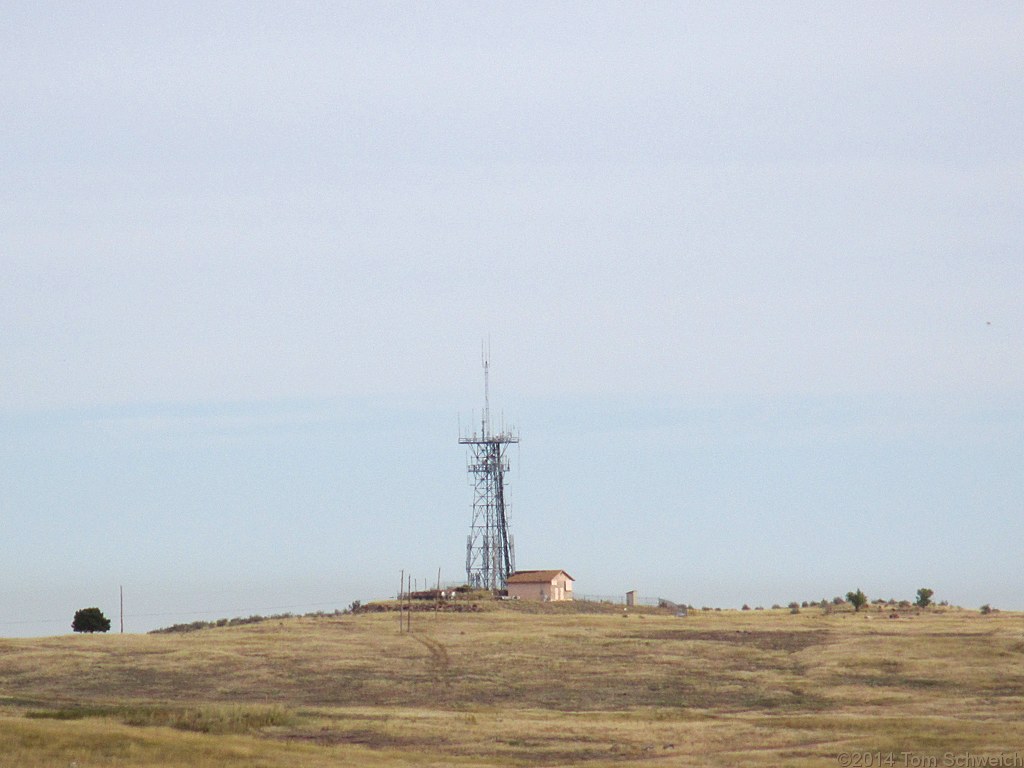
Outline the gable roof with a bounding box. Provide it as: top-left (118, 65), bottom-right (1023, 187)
top-left (506, 570), bottom-right (575, 584)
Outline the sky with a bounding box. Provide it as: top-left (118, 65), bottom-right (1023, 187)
top-left (1, 2), bottom-right (1021, 636)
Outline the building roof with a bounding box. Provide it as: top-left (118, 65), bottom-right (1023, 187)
top-left (506, 570), bottom-right (575, 584)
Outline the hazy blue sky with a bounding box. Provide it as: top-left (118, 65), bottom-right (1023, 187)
top-left (2, 3), bottom-right (1021, 635)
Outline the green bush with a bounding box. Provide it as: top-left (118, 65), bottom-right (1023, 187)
top-left (846, 589), bottom-right (868, 612)
top-left (72, 607), bottom-right (111, 633)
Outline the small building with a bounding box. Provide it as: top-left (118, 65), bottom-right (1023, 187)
top-left (506, 570), bottom-right (575, 602)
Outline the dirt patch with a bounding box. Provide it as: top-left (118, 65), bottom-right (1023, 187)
top-left (632, 629), bottom-right (832, 653)
top-left (273, 727), bottom-right (427, 748)
top-left (982, 676), bottom-right (1024, 697)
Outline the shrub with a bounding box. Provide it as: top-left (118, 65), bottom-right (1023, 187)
top-left (846, 589), bottom-right (868, 612)
top-left (915, 588), bottom-right (934, 608)
top-left (789, 602), bottom-right (800, 614)
top-left (72, 607), bottom-right (111, 633)
top-left (980, 604), bottom-right (995, 615)
top-left (741, 604), bottom-right (751, 611)
top-left (121, 704), bottom-right (293, 734)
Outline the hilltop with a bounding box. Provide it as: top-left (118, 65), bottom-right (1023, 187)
top-left (0, 600), bottom-right (1021, 767)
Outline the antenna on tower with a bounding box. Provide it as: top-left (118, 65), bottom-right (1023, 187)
top-left (459, 346), bottom-right (518, 591)
top-left (482, 340), bottom-right (491, 439)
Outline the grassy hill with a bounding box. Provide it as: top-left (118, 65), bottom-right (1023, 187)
top-left (0, 600), bottom-right (1021, 767)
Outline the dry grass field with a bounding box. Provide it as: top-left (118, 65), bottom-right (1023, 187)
top-left (0, 600), bottom-right (1021, 767)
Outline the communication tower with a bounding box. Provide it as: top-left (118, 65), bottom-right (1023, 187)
top-left (459, 351), bottom-right (518, 590)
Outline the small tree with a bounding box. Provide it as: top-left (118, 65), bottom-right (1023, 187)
top-left (915, 588), bottom-right (934, 609)
top-left (72, 607), bottom-right (111, 633)
top-left (846, 589), bottom-right (868, 612)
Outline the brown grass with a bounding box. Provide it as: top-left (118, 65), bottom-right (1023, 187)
top-left (0, 603), bottom-right (1021, 766)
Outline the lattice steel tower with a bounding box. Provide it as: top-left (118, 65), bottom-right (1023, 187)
top-left (459, 352), bottom-right (518, 590)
